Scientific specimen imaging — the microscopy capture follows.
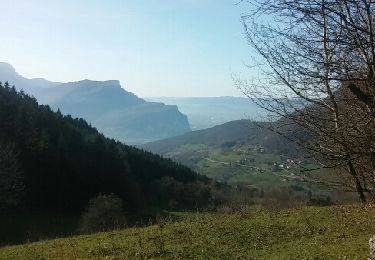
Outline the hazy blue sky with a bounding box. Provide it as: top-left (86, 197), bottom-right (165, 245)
top-left (0, 0), bottom-right (253, 97)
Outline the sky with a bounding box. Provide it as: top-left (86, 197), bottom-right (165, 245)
top-left (0, 0), bottom-right (253, 97)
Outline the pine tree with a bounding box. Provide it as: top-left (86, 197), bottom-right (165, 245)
top-left (0, 141), bottom-right (25, 209)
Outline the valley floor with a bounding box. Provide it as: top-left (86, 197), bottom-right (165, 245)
top-left (0, 204), bottom-right (374, 259)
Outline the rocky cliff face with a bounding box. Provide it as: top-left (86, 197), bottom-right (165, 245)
top-left (0, 63), bottom-right (191, 144)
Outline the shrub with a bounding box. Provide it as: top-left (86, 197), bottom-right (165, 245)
top-left (78, 193), bottom-right (126, 234)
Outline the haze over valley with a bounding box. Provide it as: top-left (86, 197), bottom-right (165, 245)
top-left (145, 96), bottom-right (268, 130)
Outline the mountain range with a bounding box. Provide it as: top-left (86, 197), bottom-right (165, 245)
top-left (0, 62), bottom-right (190, 144)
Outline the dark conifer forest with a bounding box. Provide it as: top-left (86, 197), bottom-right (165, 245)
top-left (0, 82), bottom-right (211, 213)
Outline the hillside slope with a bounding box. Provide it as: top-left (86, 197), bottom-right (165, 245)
top-left (1, 204), bottom-right (374, 259)
top-left (143, 120), bottom-right (260, 153)
top-left (143, 120), bottom-right (297, 155)
top-left (142, 120), bottom-right (308, 186)
top-left (0, 83), bottom-right (208, 213)
top-left (0, 63), bottom-right (190, 144)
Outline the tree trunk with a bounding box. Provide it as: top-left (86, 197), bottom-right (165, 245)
top-left (348, 161), bottom-right (366, 203)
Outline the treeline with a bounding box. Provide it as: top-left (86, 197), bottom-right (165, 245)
top-left (0, 82), bottom-right (210, 213)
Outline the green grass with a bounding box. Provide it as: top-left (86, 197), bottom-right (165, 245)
top-left (164, 142), bottom-right (309, 186)
top-left (1, 204), bottom-right (374, 259)
top-left (190, 145), bottom-right (307, 189)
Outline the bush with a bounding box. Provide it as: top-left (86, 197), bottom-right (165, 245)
top-left (78, 193), bottom-right (126, 234)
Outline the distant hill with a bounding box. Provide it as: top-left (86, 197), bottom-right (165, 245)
top-left (0, 83), bottom-right (209, 213)
top-left (145, 96), bottom-right (269, 130)
top-left (142, 120), bottom-right (305, 185)
top-left (0, 63), bottom-right (190, 144)
top-left (143, 120), bottom-right (296, 156)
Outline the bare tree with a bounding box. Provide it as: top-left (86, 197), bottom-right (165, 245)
top-left (237, 0), bottom-right (375, 201)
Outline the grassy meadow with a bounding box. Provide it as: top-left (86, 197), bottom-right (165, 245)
top-left (0, 204), bottom-right (374, 259)
top-left (167, 143), bottom-right (315, 188)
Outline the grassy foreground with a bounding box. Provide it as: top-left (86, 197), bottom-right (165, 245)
top-left (0, 204), bottom-right (374, 259)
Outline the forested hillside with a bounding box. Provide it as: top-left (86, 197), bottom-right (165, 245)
top-left (0, 63), bottom-right (191, 144)
top-left (0, 82), bottom-right (210, 213)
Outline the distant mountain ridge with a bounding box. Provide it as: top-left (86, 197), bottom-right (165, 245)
top-left (0, 63), bottom-right (61, 94)
top-left (0, 63), bottom-right (190, 144)
top-left (145, 96), bottom-right (269, 130)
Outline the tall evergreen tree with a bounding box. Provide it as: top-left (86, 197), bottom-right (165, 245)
top-left (0, 141), bottom-right (24, 209)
